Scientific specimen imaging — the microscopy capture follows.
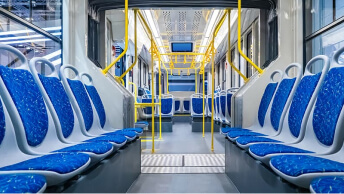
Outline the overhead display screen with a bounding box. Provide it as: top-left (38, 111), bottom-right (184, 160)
top-left (171, 42), bottom-right (193, 52)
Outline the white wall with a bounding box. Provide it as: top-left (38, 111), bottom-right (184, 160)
top-left (63, 0), bottom-right (128, 128)
top-left (235, 0), bottom-right (303, 128)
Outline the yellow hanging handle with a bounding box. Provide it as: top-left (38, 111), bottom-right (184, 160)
top-left (102, 0), bottom-right (128, 75)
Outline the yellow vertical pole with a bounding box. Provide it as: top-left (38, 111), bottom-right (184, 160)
top-left (210, 41), bottom-right (215, 151)
top-left (202, 61), bottom-right (205, 138)
top-left (129, 82), bottom-right (138, 122)
top-left (195, 69), bottom-right (198, 93)
top-left (151, 38), bottom-right (155, 153)
top-left (159, 58), bottom-right (162, 140)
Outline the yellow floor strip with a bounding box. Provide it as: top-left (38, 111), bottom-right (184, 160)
top-left (174, 114), bottom-right (191, 117)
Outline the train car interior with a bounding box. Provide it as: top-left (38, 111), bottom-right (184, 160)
top-left (0, 0), bottom-right (343, 193)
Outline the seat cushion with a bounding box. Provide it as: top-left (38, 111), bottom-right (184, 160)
top-left (123, 128), bottom-right (143, 134)
top-left (53, 142), bottom-right (113, 155)
top-left (136, 121), bottom-right (149, 125)
top-left (270, 155), bottom-right (344, 177)
top-left (249, 144), bottom-right (313, 157)
top-left (85, 134), bottom-right (127, 144)
top-left (104, 130), bottom-right (137, 138)
top-left (221, 127), bottom-right (249, 134)
top-left (0, 174), bottom-right (46, 193)
top-left (227, 130), bottom-right (266, 139)
top-left (236, 136), bottom-right (281, 145)
top-left (0, 153), bottom-right (89, 174)
top-left (311, 176), bottom-right (344, 193)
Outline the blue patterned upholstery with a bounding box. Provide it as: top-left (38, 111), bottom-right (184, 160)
top-left (85, 85), bottom-right (106, 128)
top-left (215, 97), bottom-right (220, 114)
top-left (0, 66), bottom-right (48, 146)
top-left (249, 144), bottom-right (313, 157)
top-left (258, 83), bottom-right (278, 127)
top-left (270, 155), bottom-right (344, 177)
top-left (311, 176), bottom-right (344, 193)
top-left (105, 129), bottom-right (137, 138)
top-left (192, 98), bottom-right (203, 114)
top-left (136, 121), bottom-right (148, 125)
top-left (0, 174), bottom-right (46, 193)
top-left (227, 130), bottom-right (266, 139)
top-left (123, 127), bottom-right (143, 133)
top-left (85, 134), bottom-right (127, 144)
top-left (221, 127), bottom-right (249, 134)
top-left (53, 142), bottom-right (113, 155)
top-left (161, 98), bottom-right (173, 114)
top-left (207, 98), bottom-right (212, 112)
top-left (270, 78), bottom-right (296, 131)
top-left (313, 68), bottom-right (344, 146)
top-left (67, 79), bottom-right (93, 131)
top-left (175, 101), bottom-right (180, 111)
top-left (288, 73), bottom-right (321, 138)
top-left (0, 99), bottom-right (5, 145)
top-left (184, 100), bottom-right (190, 111)
top-left (39, 75), bottom-right (74, 138)
top-left (227, 93), bottom-right (233, 117)
top-left (220, 96), bottom-right (226, 116)
top-left (0, 153), bottom-right (89, 174)
top-left (236, 136), bottom-right (281, 145)
top-left (142, 98), bottom-right (153, 114)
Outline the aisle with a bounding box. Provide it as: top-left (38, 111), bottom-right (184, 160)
top-left (128, 120), bottom-right (239, 193)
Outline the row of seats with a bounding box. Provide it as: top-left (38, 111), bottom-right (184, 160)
top-left (0, 45), bottom-right (143, 193)
top-left (221, 47), bottom-right (344, 193)
top-left (190, 87), bottom-right (238, 124)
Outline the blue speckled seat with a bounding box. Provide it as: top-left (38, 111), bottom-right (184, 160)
top-left (249, 144), bottom-right (313, 157)
top-left (227, 130), bottom-right (266, 139)
top-left (310, 176), bottom-right (344, 193)
top-left (269, 49), bottom-right (344, 188)
top-left (183, 100), bottom-right (190, 113)
top-left (53, 142), bottom-right (113, 155)
top-left (236, 136), bottom-right (281, 145)
top-left (0, 174), bottom-right (46, 193)
top-left (136, 121), bottom-right (149, 125)
top-left (174, 100), bottom-right (181, 113)
top-left (271, 155), bottom-right (344, 177)
top-left (161, 97), bottom-right (173, 116)
top-left (222, 80), bottom-right (278, 138)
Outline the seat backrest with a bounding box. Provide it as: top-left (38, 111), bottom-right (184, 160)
top-left (303, 47), bottom-right (344, 152)
top-left (183, 99), bottom-right (190, 112)
top-left (191, 93), bottom-right (205, 116)
top-left (174, 99), bottom-right (180, 112)
top-left (256, 70), bottom-right (283, 127)
top-left (0, 45), bottom-right (64, 155)
top-left (266, 63), bottom-right (303, 132)
top-left (280, 55), bottom-right (330, 141)
top-left (29, 58), bottom-right (87, 144)
top-left (160, 94), bottom-right (174, 116)
top-left (59, 65), bottom-right (104, 135)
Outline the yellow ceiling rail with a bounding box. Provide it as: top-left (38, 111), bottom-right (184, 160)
top-left (119, 9), bottom-right (138, 80)
top-left (102, 0), bottom-right (128, 75)
top-left (160, 53), bottom-right (205, 56)
top-left (238, 0), bottom-right (263, 74)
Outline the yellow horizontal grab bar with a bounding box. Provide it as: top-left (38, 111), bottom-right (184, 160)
top-left (238, 0), bottom-right (263, 74)
top-left (102, 0), bottom-right (128, 75)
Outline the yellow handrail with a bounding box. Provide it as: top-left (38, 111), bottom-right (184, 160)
top-left (202, 60), bottom-right (205, 138)
top-left (158, 57), bottom-right (162, 140)
top-left (195, 69), bottom-right (198, 93)
top-left (102, 0), bottom-right (128, 75)
top-left (129, 82), bottom-right (138, 122)
top-left (238, 0), bottom-right (263, 74)
top-left (119, 9), bottom-right (138, 80)
top-left (151, 37), bottom-right (155, 153)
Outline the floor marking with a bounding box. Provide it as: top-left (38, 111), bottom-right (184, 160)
top-left (141, 167), bottom-right (225, 174)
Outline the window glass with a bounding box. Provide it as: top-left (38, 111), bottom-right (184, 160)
top-left (0, 12), bottom-right (61, 68)
top-left (246, 31), bottom-right (253, 78)
top-left (168, 74), bottom-right (195, 92)
top-left (1, 0), bottom-right (62, 30)
top-left (305, 0), bottom-right (333, 36)
top-left (306, 22), bottom-right (344, 68)
top-left (336, 0), bottom-right (344, 19)
top-left (230, 48), bottom-right (235, 88)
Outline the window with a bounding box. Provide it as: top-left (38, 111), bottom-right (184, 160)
top-left (0, 12), bottom-right (61, 68)
top-left (138, 58), bottom-right (142, 87)
top-left (231, 48), bottom-right (236, 88)
top-left (143, 63), bottom-right (147, 86)
top-left (304, 0), bottom-right (344, 69)
top-left (238, 40), bottom-right (244, 86)
top-left (217, 62), bottom-right (220, 88)
top-left (1, 0), bottom-right (63, 30)
top-left (88, 16), bottom-right (100, 67)
top-left (221, 57), bottom-right (226, 89)
top-left (168, 74), bottom-right (196, 92)
top-left (246, 31), bottom-right (253, 78)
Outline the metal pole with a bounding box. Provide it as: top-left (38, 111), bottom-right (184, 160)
top-left (202, 61), bottom-right (205, 138)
